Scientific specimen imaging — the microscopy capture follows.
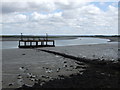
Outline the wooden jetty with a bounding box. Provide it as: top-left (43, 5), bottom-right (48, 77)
top-left (18, 33), bottom-right (55, 48)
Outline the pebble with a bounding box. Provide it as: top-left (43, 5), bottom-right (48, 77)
top-left (82, 56), bottom-right (86, 58)
top-left (45, 68), bottom-right (53, 73)
top-left (101, 73), bottom-right (105, 75)
top-left (30, 78), bottom-right (35, 81)
top-left (27, 73), bottom-right (32, 77)
top-left (17, 75), bottom-right (22, 79)
top-left (19, 67), bottom-right (27, 72)
top-left (19, 67), bottom-right (24, 70)
top-left (57, 68), bottom-right (60, 72)
top-left (22, 54), bottom-right (26, 55)
top-left (40, 82), bottom-right (45, 86)
top-left (17, 79), bottom-right (24, 86)
top-left (22, 84), bottom-right (32, 87)
top-left (79, 72), bottom-right (83, 75)
top-left (111, 59), bottom-right (115, 61)
top-left (63, 61), bottom-right (67, 63)
top-left (8, 83), bottom-right (14, 86)
top-left (41, 75), bottom-right (49, 79)
top-left (63, 64), bottom-right (67, 67)
top-left (58, 75), bottom-right (64, 79)
top-left (55, 55), bottom-right (59, 58)
top-left (70, 65), bottom-right (74, 67)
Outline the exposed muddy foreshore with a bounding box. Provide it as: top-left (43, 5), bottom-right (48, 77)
top-left (2, 37), bottom-right (120, 89)
top-left (15, 48), bottom-right (120, 89)
top-left (15, 45), bottom-right (120, 89)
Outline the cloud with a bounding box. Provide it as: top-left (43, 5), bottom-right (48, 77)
top-left (2, 14), bottom-right (27, 23)
top-left (30, 11), bottom-right (62, 21)
top-left (1, 1), bottom-right (118, 35)
top-left (2, 1), bottom-right (56, 14)
top-left (2, 2), bottom-right (28, 14)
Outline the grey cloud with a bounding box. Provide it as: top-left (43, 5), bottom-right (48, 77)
top-left (2, 2), bottom-right (28, 14)
top-left (2, 2), bottom-right (55, 14)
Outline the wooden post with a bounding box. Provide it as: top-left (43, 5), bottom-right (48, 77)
top-left (46, 33), bottom-right (48, 40)
top-left (19, 41), bottom-right (20, 47)
top-left (24, 42), bottom-right (26, 46)
top-left (46, 41), bottom-right (48, 45)
top-left (53, 41), bottom-right (55, 46)
top-left (36, 42), bottom-right (38, 46)
top-left (41, 41), bottom-right (43, 45)
top-left (30, 42), bottom-right (32, 46)
top-left (46, 33), bottom-right (48, 46)
top-left (43, 41), bottom-right (44, 45)
top-left (21, 33), bottom-right (23, 41)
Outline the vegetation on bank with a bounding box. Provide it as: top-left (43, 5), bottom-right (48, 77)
top-left (0, 35), bottom-right (120, 38)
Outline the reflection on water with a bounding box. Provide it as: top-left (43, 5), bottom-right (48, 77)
top-left (1, 37), bottom-right (109, 49)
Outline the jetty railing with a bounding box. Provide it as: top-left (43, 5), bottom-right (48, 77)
top-left (18, 34), bottom-right (55, 48)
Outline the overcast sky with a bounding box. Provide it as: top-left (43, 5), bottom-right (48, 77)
top-left (1, 0), bottom-right (119, 35)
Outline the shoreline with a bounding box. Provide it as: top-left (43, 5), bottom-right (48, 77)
top-left (1, 36), bottom-right (119, 42)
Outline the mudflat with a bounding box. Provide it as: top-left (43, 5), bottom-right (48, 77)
top-left (2, 37), bottom-right (120, 89)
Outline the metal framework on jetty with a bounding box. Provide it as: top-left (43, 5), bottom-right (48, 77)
top-left (18, 33), bottom-right (55, 48)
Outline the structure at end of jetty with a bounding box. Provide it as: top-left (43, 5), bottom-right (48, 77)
top-left (18, 33), bottom-right (55, 48)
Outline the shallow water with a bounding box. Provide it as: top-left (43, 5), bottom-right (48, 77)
top-left (1, 37), bottom-right (110, 49)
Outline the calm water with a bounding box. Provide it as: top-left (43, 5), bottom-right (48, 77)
top-left (1, 37), bottom-right (110, 49)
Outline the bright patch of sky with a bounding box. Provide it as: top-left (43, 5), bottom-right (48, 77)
top-left (90, 2), bottom-right (118, 11)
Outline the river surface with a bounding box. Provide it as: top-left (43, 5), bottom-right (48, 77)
top-left (0, 37), bottom-right (110, 49)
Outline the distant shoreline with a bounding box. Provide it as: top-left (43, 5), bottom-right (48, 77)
top-left (0, 36), bottom-right (119, 42)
